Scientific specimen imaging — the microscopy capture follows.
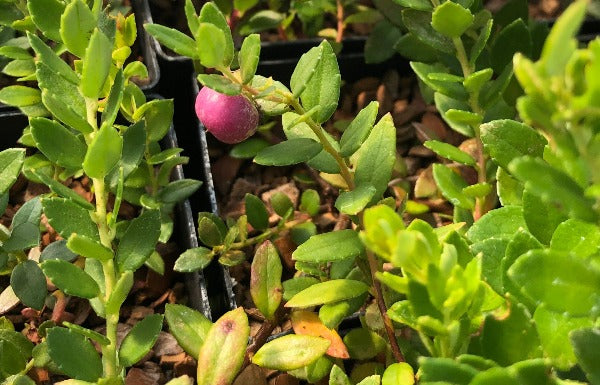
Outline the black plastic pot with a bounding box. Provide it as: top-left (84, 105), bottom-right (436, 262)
top-left (0, 105), bottom-right (212, 319)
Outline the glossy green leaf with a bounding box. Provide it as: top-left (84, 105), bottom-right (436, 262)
top-left (343, 328), bottom-right (386, 360)
top-left (570, 328), bottom-right (600, 385)
top-left (198, 2), bottom-right (233, 66)
top-left (0, 330), bottom-right (33, 359)
top-left (28, 33), bottom-right (78, 84)
top-left (282, 277), bottom-right (319, 301)
top-left (270, 192), bottom-right (293, 217)
top-left (60, 0), bottom-right (95, 58)
top-left (466, 206), bottom-right (525, 243)
top-left (425, 140), bottom-right (476, 166)
top-left (335, 184), bottom-right (377, 215)
top-left (66, 234), bottom-right (112, 261)
top-left (144, 24), bottom-right (198, 58)
top-left (471, 238), bottom-right (509, 294)
top-left (522, 188), bottom-right (567, 245)
top-left (230, 138), bottom-right (270, 159)
top-left (339, 101), bottom-right (378, 157)
top-left (509, 156), bottom-right (597, 222)
top-left (299, 189), bottom-right (320, 216)
top-left (0, 340), bottom-right (26, 380)
top-left (434, 93), bottom-right (473, 136)
top-left (83, 125), bottom-right (122, 179)
top-left (418, 357), bottom-right (478, 384)
top-left (41, 260), bottom-right (99, 299)
top-left (502, 229), bottom-right (542, 308)
top-left (10, 260), bottom-right (46, 310)
top-left (116, 210), bottom-right (161, 272)
top-left (196, 307), bottom-right (249, 385)
top-left (42, 198), bottom-right (99, 241)
top-left (30, 117), bottom-right (86, 169)
top-left (490, 19), bottom-right (532, 74)
top-left (33, 171), bottom-right (93, 211)
top-left (81, 29), bottom-right (111, 98)
top-left (255, 138), bottom-right (322, 166)
top-left (319, 295), bottom-right (366, 329)
top-left (382, 363), bottom-right (414, 385)
top-left (290, 45), bottom-right (322, 97)
top-left (432, 164), bottom-right (474, 210)
top-left (119, 314), bottom-right (164, 367)
top-left (239, 34), bottom-right (260, 84)
top-left (41, 91), bottom-right (93, 135)
top-left (40, 240), bottom-right (77, 262)
top-left (0, 149), bottom-right (24, 194)
top-left (402, 9), bottom-right (453, 53)
top-left (197, 217), bottom-right (223, 247)
top-left (0, 86), bottom-right (41, 107)
top-left (28, 0), bottom-right (65, 41)
top-left (197, 74), bottom-right (242, 95)
top-left (508, 249), bottom-right (600, 316)
top-left (251, 241), bottom-right (283, 321)
top-left (480, 120), bottom-right (547, 170)
top-left (285, 279), bottom-right (369, 308)
top-left (431, 1), bottom-right (473, 37)
top-left (165, 304), bottom-right (212, 359)
top-left (252, 334), bottom-right (330, 371)
top-left (2, 197), bottom-right (42, 252)
top-left (245, 193), bottom-right (269, 231)
top-left (330, 364), bottom-right (352, 385)
top-left (354, 113), bottom-right (396, 203)
top-left (197, 23), bottom-right (225, 68)
top-left (105, 271), bottom-right (133, 315)
top-left (174, 247), bottom-right (213, 272)
top-left (550, 219), bottom-right (600, 258)
top-left (47, 328), bottom-right (102, 382)
top-left (101, 70), bottom-right (124, 129)
top-left (293, 229), bottom-right (364, 263)
top-left (2, 59), bottom-right (35, 77)
top-left (132, 99), bottom-right (173, 142)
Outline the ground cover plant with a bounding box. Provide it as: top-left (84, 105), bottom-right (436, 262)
top-left (147, 0), bottom-right (600, 384)
top-left (0, 0), bottom-right (202, 383)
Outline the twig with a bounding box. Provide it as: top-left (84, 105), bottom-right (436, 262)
top-left (336, 0), bottom-right (345, 43)
top-left (242, 320), bottom-right (277, 369)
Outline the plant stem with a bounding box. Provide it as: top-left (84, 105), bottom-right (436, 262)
top-left (366, 250), bottom-right (405, 363)
top-left (225, 218), bottom-right (309, 251)
top-left (336, 0), bottom-right (345, 43)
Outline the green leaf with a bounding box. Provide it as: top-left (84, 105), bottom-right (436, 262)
top-left (319, 295), bottom-right (366, 329)
top-left (522, 188), bottom-right (567, 245)
top-left (196, 23), bottom-right (225, 68)
top-left (335, 185), bottom-right (377, 215)
top-left (237, 10), bottom-right (284, 35)
top-left (339, 101), bottom-right (378, 157)
top-left (144, 24), bottom-right (198, 58)
top-left (0, 149), bottom-right (25, 195)
top-left (196, 307), bottom-right (249, 385)
top-left (81, 29), bottom-right (112, 98)
top-left (382, 363), bottom-right (414, 385)
top-left (251, 241), bottom-right (282, 321)
top-left (496, 167), bottom-right (523, 206)
top-left (2, 197), bottom-right (42, 252)
top-left (534, 305), bottom-right (592, 370)
top-left (10, 260), bottom-right (46, 310)
top-left (343, 328), bottom-right (386, 360)
top-left (550, 219), bottom-right (600, 258)
top-left (66, 234), bottom-right (113, 261)
top-left (41, 260), bottom-right (99, 299)
top-left (402, 9), bottom-right (453, 53)
top-left (30, 117), bottom-right (86, 170)
top-left (175, 247), bottom-right (213, 272)
top-left (471, 238), bottom-right (509, 294)
top-left (508, 249), bottom-right (600, 316)
top-left (197, 74), bottom-right (242, 95)
top-left (0, 340), bottom-right (27, 379)
top-left (158, 179), bottom-right (201, 204)
top-left (0, 86), bottom-right (41, 107)
top-left (165, 304), bottom-right (212, 359)
top-left (480, 120), bottom-right (547, 170)
top-left (62, 322), bottom-right (110, 347)
top-left (354, 113), bottom-right (396, 203)
top-left (47, 328), bottom-right (102, 382)
top-left (293, 230), bottom-right (364, 263)
top-left (60, 0), bottom-right (95, 58)
top-left (28, 0), bottom-right (65, 42)
top-left (101, 70), bottom-right (124, 129)
top-left (290, 45), bottom-right (323, 97)
top-left (299, 189), bottom-right (320, 216)
top-left (41, 91), bottom-right (93, 135)
top-left (119, 314), bottom-right (164, 367)
top-left (239, 34), bottom-right (260, 84)
top-left (570, 328), bottom-right (600, 385)
top-left (42, 197), bottom-right (99, 241)
top-left (330, 364), bottom-right (352, 385)
top-left (432, 164), bottom-right (474, 210)
top-left (116, 210), bottom-right (161, 272)
top-left (540, 0), bottom-right (587, 76)
top-left (198, 2), bottom-right (234, 66)
top-left (0, 330), bottom-right (33, 358)
top-left (431, 2), bottom-right (473, 38)
top-left (40, 240), bottom-right (77, 262)
top-left (425, 140), bottom-right (476, 166)
top-left (83, 125), bottom-right (122, 179)
top-left (105, 271), bottom-right (133, 315)
top-left (509, 156), bottom-right (597, 223)
top-left (254, 138), bottom-right (322, 166)
top-left (252, 334), bottom-right (330, 371)
top-left (2, 59), bottom-right (35, 77)
top-left (133, 99), bottom-right (173, 142)
top-left (466, 206), bottom-right (525, 243)
top-left (285, 279), bottom-right (370, 308)
top-left (245, 193), bottom-right (269, 231)
top-left (491, 19), bottom-right (532, 74)
top-left (230, 138), bottom-right (270, 159)
top-left (270, 192), bottom-right (293, 217)
top-left (364, 20), bottom-right (403, 64)
top-left (418, 357), bottom-right (478, 384)
top-left (300, 41), bottom-right (340, 124)
top-left (282, 277), bottom-right (319, 301)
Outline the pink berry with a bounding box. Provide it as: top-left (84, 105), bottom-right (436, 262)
top-left (195, 87), bottom-right (259, 144)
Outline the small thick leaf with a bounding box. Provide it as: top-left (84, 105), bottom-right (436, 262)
top-left (239, 34), bottom-right (260, 84)
top-left (252, 334), bottom-right (330, 371)
top-left (83, 125), bottom-right (123, 179)
top-left (81, 29), bottom-right (112, 98)
top-left (196, 308), bottom-right (249, 385)
top-left (175, 247), bottom-right (213, 272)
top-left (425, 140), bottom-right (476, 166)
top-left (105, 271), bottom-right (133, 315)
top-left (254, 138), bottom-right (322, 166)
top-left (145, 24), bottom-right (198, 58)
top-left (299, 189), bottom-right (320, 216)
top-left (282, 277), bottom-right (319, 301)
top-left (466, 206), bottom-right (525, 243)
top-left (250, 241), bottom-right (283, 321)
top-left (116, 210), bottom-right (161, 272)
top-left (550, 219), bottom-right (600, 258)
top-left (40, 240), bottom-right (77, 262)
top-left (30, 118), bottom-right (86, 170)
top-left (285, 279), bottom-right (369, 308)
top-left (382, 363), bottom-right (414, 385)
top-left (402, 9), bottom-right (452, 53)
top-left (132, 99), bottom-right (174, 142)
top-left (432, 164), bottom-right (474, 210)
top-left (245, 193), bottom-right (269, 231)
top-left (197, 74), bottom-right (241, 95)
top-left (270, 192), bottom-right (293, 217)
top-left (42, 198), bottom-right (99, 241)
top-left (41, 260), bottom-right (99, 299)
top-left (491, 19), bottom-right (532, 74)
top-left (293, 230), bottom-right (364, 263)
top-left (508, 249), bottom-right (600, 316)
top-left (364, 20), bottom-right (403, 64)
top-left (291, 311), bottom-right (349, 359)
top-left (41, 91), bottom-right (93, 135)
top-left (165, 304), bottom-right (212, 359)
top-left (119, 314), bottom-right (164, 367)
top-left (522, 189), bottom-right (567, 245)
top-left (570, 328), bottom-right (600, 385)
top-left (47, 328), bottom-right (102, 382)
top-left (2, 197), bottom-right (42, 252)
top-left (0, 86), bottom-right (41, 107)
top-left (197, 23), bottom-right (226, 68)
top-left (0, 340), bottom-right (27, 379)
top-left (339, 101), bottom-right (378, 157)
top-left (60, 0), bottom-right (95, 58)
top-left (33, 171), bottom-right (94, 210)
top-left (0, 149), bottom-right (25, 194)
top-left (431, 1), bottom-right (473, 37)
top-left (335, 185), bottom-right (377, 215)
top-left (290, 45), bottom-right (323, 97)
top-left (28, 0), bottom-right (65, 42)
top-left (198, 2), bottom-right (234, 66)
top-left (343, 328), bottom-right (386, 360)
top-left (10, 260), bottom-right (46, 310)
top-left (230, 138), bottom-right (270, 159)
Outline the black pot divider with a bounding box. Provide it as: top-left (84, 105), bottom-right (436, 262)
top-left (133, 0), bottom-right (161, 94)
top-left (0, 102), bottom-right (212, 320)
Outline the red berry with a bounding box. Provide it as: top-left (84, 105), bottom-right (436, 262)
top-left (195, 87), bottom-right (259, 144)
